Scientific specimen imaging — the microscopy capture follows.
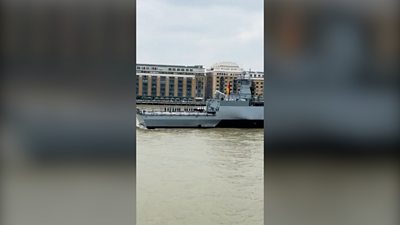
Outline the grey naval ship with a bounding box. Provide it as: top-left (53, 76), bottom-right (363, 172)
top-left (136, 78), bottom-right (264, 128)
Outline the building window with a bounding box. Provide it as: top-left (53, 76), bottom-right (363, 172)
top-left (177, 77), bottom-right (183, 97)
top-left (219, 77), bottom-right (225, 93)
top-left (160, 76), bottom-right (166, 96)
top-left (196, 79), bottom-right (203, 97)
top-left (169, 77), bottom-right (175, 96)
top-left (233, 79), bottom-right (238, 94)
top-left (136, 77), bottom-right (138, 95)
top-left (151, 76), bottom-right (157, 96)
top-left (142, 76), bottom-right (148, 96)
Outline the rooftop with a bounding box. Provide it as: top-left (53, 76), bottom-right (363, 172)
top-left (137, 63), bottom-right (203, 69)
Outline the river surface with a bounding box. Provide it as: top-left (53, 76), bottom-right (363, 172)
top-left (137, 127), bottom-right (264, 225)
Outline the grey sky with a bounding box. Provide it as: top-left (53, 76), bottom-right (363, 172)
top-left (137, 0), bottom-right (264, 71)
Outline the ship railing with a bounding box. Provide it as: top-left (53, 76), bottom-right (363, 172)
top-left (138, 110), bottom-right (214, 116)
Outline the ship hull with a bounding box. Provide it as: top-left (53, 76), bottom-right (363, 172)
top-left (137, 106), bottom-right (264, 129)
top-left (137, 115), bottom-right (220, 128)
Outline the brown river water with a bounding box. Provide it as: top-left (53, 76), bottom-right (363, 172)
top-left (137, 127), bottom-right (264, 225)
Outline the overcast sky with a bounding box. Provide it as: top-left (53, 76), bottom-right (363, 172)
top-left (137, 0), bottom-right (263, 71)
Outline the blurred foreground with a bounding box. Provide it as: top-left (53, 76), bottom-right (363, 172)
top-left (2, 0), bottom-right (136, 225)
top-left (265, 0), bottom-right (399, 225)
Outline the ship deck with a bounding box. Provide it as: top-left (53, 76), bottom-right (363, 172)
top-left (137, 111), bottom-right (215, 116)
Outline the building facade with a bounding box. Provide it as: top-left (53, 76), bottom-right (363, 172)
top-left (205, 62), bottom-right (264, 99)
top-left (136, 62), bottom-right (264, 100)
top-left (136, 63), bottom-right (206, 100)
top-left (248, 71), bottom-right (264, 97)
top-left (205, 62), bottom-right (244, 99)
